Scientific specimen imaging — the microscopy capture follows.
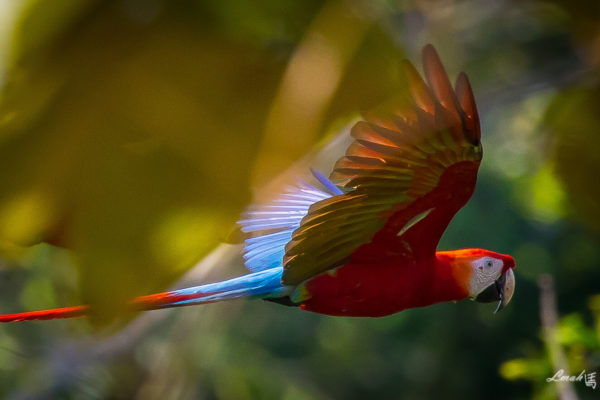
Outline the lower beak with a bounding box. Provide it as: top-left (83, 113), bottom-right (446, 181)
top-left (475, 268), bottom-right (515, 313)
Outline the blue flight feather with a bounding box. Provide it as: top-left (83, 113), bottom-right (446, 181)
top-left (237, 174), bottom-right (341, 272)
top-left (310, 168), bottom-right (343, 195)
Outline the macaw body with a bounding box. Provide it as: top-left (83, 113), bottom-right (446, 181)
top-left (287, 161), bottom-right (482, 317)
top-left (300, 248), bottom-right (515, 317)
top-left (300, 257), bottom-right (458, 317)
top-left (0, 45), bottom-right (516, 323)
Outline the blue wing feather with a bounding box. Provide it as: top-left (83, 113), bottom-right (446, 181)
top-left (311, 168), bottom-right (343, 195)
top-left (237, 172), bottom-right (340, 272)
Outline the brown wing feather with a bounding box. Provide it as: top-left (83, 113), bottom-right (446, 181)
top-left (455, 72), bottom-right (481, 143)
top-left (282, 45), bottom-right (482, 285)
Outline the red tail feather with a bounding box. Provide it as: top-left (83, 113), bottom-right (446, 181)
top-left (0, 305), bottom-right (89, 322)
top-left (0, 290), bottom-right (227, 322)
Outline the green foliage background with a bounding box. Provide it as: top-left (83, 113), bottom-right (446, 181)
top-left (0, 0), bottom-right (598, 399)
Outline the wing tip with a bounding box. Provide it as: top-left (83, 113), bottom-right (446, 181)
top-left (401, 58), bottom-right (435, 114)
top-left (422, 43), bottom-right (436, 58)
top-left (421, 44), bottom-right (444, 75)
top-left (421, 44), bottom-right (463, 126)
top-left (455, 71), bottom-right (481, 143)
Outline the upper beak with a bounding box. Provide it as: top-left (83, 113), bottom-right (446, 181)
top-left (475, 268), bottom-right (515, 313)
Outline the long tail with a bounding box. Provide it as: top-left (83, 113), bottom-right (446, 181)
top-left (0, 268), bottom-right (289, 323)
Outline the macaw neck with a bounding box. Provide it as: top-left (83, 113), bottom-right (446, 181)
top-left (430, 251), bottom-right (473, 303)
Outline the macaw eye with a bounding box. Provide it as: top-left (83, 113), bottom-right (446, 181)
top-left (485, 260), bottom-right (494, 268)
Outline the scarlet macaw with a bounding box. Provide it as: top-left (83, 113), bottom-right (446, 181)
top-left (0, 45), bottom-right (515, 323)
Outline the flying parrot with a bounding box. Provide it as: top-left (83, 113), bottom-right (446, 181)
top-left (0, 45), bottom-right (515, 323)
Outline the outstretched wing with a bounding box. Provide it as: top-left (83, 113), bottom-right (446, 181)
top-left (282, 44), bottom-right (482, 285)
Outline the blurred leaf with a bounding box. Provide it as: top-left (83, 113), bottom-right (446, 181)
top-left (558, 313), bottom-right (599, 349)
top-left (10, 0), bottom-right (96, 63)
top-left (499, 357), bottom-right (550, 381)
top-left (546, 86), bottom-right (600, 231)
top-left (0, 0), bottom-right (282, 320)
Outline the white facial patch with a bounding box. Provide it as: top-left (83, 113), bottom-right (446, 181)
top-left (469, 256), bottom-right (504, 297)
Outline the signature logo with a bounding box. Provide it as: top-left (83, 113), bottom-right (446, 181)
top-left (547, 369), bottom-right (597, 390)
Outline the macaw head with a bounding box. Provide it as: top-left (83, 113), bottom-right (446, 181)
top-left (467, 251), bottom-right (516, 313)
top-left (444, 249), bottom-right (516, 312)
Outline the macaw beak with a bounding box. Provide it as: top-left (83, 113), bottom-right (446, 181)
top-left (475, 268), bottom-right (515, 313)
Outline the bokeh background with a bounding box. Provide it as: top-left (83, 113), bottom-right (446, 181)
top-left (0, 0), bottom-right (598, 399)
